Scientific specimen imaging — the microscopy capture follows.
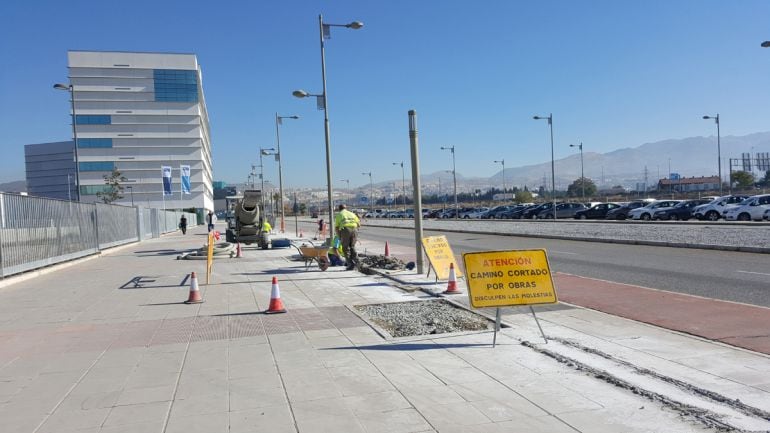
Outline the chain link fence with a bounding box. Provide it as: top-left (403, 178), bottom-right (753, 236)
top-left (0, 193), bottom-right (198, 278)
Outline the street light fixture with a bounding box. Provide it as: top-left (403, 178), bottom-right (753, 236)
top-left (260, 147), bottom-right (277, 212)
top-left (569, 143), bottom-right (585, 201)
top-left (493, 159), bottom-right (505, 201)
top-left (392, 161), bottom-right (406, 212)
top-left (275, 113), bottom-right (299, 233)
top-left (362, 172), bottom-right (373, 213)
top-left (54, 83), bottom-right (81, 201)
top-left (761, 41), bottom-right (770, 48)
top-left (292, 14), bottom-right (363, 244)
top-left (533, 114), bottom-right (556, 220)
top-left (339, 179), bottom-right (350, 205)
top-left (440, 146), bottom-right (458, 220)
top-left (702, 114), bottom-right (722, 195)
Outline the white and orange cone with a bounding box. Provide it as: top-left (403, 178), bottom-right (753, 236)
top-left (384, 241), bottom-right (390, 257)
top-left (443, 263), bottom-right (461, 294)
top-left (236, 242), bottom-right (243, 258)
top-left (184, 272), bottom-right (204, 304)
top-left (265, 276), bottom-right (287, 314)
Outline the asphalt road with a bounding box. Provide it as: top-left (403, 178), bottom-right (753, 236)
top-left (341, 223), bottom-right (770, 308)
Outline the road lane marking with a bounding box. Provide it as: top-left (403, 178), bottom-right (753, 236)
top-left (736, 270), bottom-right (770, 276)
top-left (552, 251), bottom-right (578, 255)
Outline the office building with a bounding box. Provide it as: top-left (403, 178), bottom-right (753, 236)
top-left (64, 50), bottom-right (213, 210)
top-left (24, 141), bottom-right (77, 200)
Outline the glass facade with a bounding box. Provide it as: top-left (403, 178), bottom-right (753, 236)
top-left (79, 161), bottom-right (115, 171)
top-left (75, 115), bottom-right (111, 125)
top-left (78, 138), bottom-right (113, 148)
top-left (80, 185), bottom-right (112, 195)
top-left (154, 69), bottom-right (199, 102)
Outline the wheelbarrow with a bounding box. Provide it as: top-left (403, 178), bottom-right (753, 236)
top-left (294, 244), bottom-right (330, 271)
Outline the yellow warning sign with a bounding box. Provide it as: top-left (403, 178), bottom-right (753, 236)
top-left (421, 235), bottom-right (463, 280)
top-left (462, 249), bottom-right (557, 308)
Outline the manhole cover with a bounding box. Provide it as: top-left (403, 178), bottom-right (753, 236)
top-left (354, 299), bottom-right (490, 338)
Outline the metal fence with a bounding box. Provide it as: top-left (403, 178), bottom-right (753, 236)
top-left (0, 193), bottom-right (198, 278)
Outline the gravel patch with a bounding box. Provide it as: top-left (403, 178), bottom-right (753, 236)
top-left (363, 219), bottom-right (770, 251)
top-left (354, 299), bottom-right (490, 338)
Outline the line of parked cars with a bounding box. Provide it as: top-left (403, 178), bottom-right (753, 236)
top-left (363, 193), bottom-right (770, 222)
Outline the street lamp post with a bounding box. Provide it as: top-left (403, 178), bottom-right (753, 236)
top-left (569, 143), bottom-right (585, 201)
top-left (54, 83), bottom-right (81, 201)
top-left (533, 114), bottom-right (556, 220)
top-left (126, 186), bottom-right (134, 206)
top-left (440, 146), bottom-right (458, 220)
top-left (362, 172), bottom-right (373, 213)
top-left (392, 161), bottom-right (406, 212)
top-left (493, 159), bottom-right (505, 201)
top-left (275, 113), bottom-right (299, 233)
top-left (260, 148), bottom-right (276, 211)
top-left (292, 15), bottom-right (362, 244)
top-left (702, 114), bottom-right (722, 195)
top-left (339, 179), bottom-right (350, 205)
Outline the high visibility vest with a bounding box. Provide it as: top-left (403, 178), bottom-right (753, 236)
top-left (335, 210), bottom-right (359, 229)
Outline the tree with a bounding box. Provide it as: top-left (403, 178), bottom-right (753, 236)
top-left (96, 168), bottom-right (127, 204)
top-left (515, 190), bottom-right (533, 203)
top-left (731, 171), bottom-right (755, 189)
top-left (567, 177), bottom-right (597, 198)
top-left (758, 170), bottom-right (770, 187)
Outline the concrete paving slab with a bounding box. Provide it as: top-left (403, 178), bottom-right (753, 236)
top-left (0, 225), bottom-right (768, 432)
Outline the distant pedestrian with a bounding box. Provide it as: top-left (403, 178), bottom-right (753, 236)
top-left (315, 218), bottom-right (324, 240)
top-left (207, 211), bottom-right (216, 232)
top-left (179, 215), bottom-right (187, 235)
top-left (334, 204), bottom-right (360, 270)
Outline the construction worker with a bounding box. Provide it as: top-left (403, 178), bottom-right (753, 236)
top-left (334, 204), bottom-right (360, 270)
top-left (328, 235), bottom-right (345, 267)
top-left (262, 219), bottom-right (272, 233)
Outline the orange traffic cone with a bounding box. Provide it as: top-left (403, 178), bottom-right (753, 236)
top-left (236, 243), bottom-right (243, 258)
top-left (443, 263), bottom-right (461, 294)
top-left (265, 276), bottom-right (287, 314)
top-left (384, 241), bottom-right (390, 257)
top-left (184, 272), bottom-right (204, 304)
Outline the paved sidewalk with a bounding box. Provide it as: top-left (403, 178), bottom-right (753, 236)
top-left (0, 223), bottom-right (768, 433)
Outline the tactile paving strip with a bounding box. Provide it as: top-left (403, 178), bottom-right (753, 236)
top-left (3, 306), bottom-right (367, 360)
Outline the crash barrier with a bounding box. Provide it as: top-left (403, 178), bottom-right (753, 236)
top-left (0, 193), bottom-right (197, 278)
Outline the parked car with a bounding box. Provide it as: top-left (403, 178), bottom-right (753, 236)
top-left (498, 204), bottom-right (533, 219)
top-left (652, 199), bottom-right (711, 220)
top-left (481, 205), bottom-right (511, 219)
top-left (462, 207), bottom-right (488, 219)
top-left (537, 203), bottom-right (586, 219)
top-left (628, 200), bottom-right (681, 220)
top-left (692, 195), bottom-right (749, 221)
top-left (573, 203), bottom-right (621, 219)
top-left (723, 194), bottom-right (770, 221)
top-left (764, 208), bottom-right (770, 221)
top-left (522, 203), bottom-right (553, 219)
top-left (604, 200), bottom-right (651, 220)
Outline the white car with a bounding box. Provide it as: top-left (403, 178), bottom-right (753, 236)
top-left (692, 195), bottom-right (748, 221)
top-left (628, 200), bottom-right (681, 220)
top-left (764, 208), bottom-right (770, 221)
top-left (723, 194), bottom-right (770, 221)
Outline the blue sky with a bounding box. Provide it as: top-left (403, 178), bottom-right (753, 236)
top-left (2, 0), bottom-right (769, 188)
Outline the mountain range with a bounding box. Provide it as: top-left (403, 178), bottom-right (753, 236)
top-left (415, 132), bottom-right (770, 192)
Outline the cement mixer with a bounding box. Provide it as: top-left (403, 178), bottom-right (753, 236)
top-left (225, 190), bottom-right (271, 249)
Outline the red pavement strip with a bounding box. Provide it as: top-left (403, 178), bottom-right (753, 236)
top-left (553, 272), bottom-right (770, 355)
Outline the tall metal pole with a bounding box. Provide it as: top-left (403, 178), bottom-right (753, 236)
top-left (441, 146), bottom-right (458, 220)
top-left (549, 115), bottom-right (555, 217)
top-left (579, 143), bottom-right (584, 200)
top-left (494, 159), bottom-right (505, 200)
top-left (535, 114), bottom-right (556, 220)
top-left (409, 110), bottom-right (424, 274)
top-left (319, 14), bottom-right (335, 243)
top-left (275, 113), bottom-right (285, 232)
top-left (68, 86), bottom-right (81, 201)
top-left (393, 162), bottom-right (406, 212)
top-left (716, 114), bottom-right (722, 196)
